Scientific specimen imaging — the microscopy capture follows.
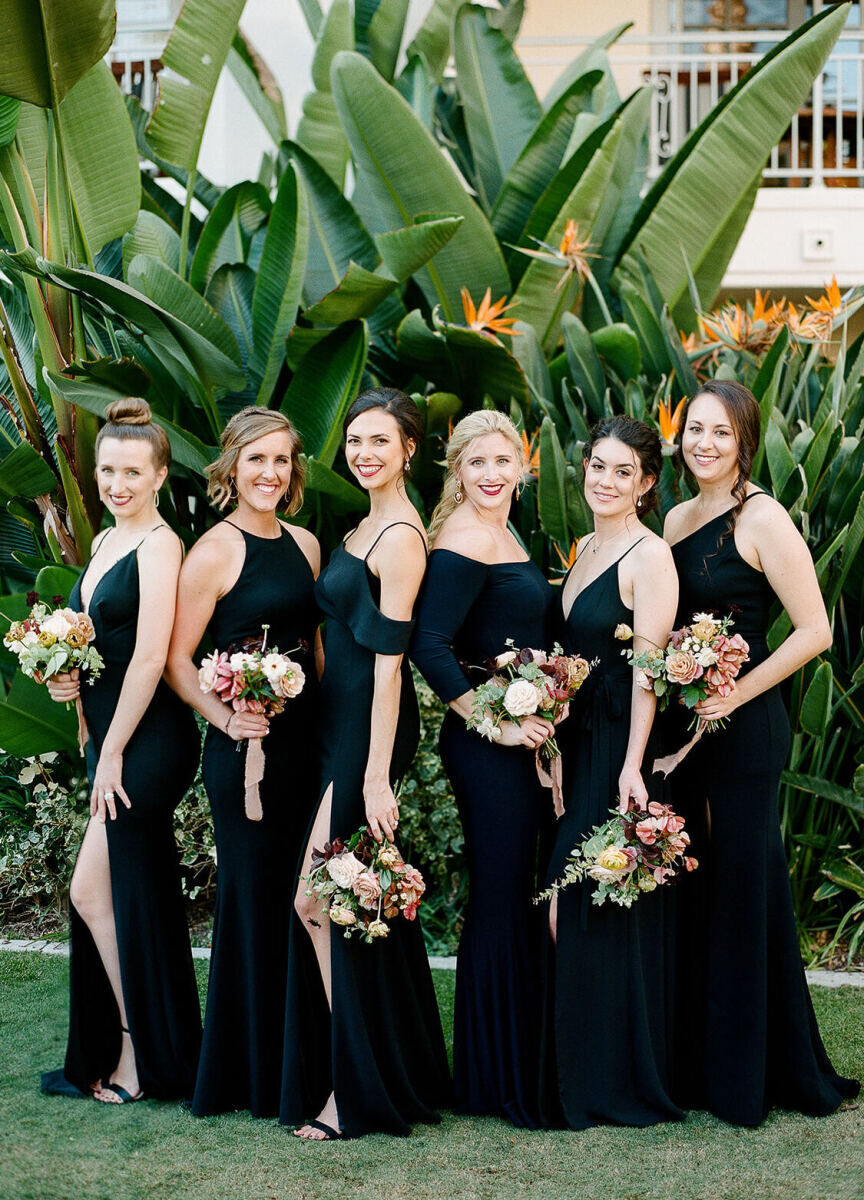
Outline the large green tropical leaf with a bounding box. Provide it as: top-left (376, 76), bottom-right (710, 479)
top-left (206, 263), bottom-right (256, 385)
top-left (146, 0), bottom-right (248, 171)
top-left (0, 96), bottom-right (20, 148)
top-left (251, 163), bottom-right (309, 406)
top-left (374, 215), bottom-right (464, 280)
top-left (799, 660), bottom-right (833, 737)
top-left (296, 0), bottom-right (354, 188)
top-left (188, 181), bottom-right (270, 294)
top-left (0, 0), bottom-right (115, 108)
top-left (613, 5), bottom-right (849, 313)
top-left (43, 369), bottom-right (217, 475)
top-left (561, 313), bottom-right (605, 418)
top-left (126, 96), bottom-right (222, 213)
top-left (282, 322), bottom-right (368, 467)
top-left (122, 211), bottom-right (181, 278)
top-left (0, 441), bottom-right (57, 501)
top-left (780, 771), bottom-right (864, 819)
top-left (453, 5), bottom-right (541, 211)
top-left (405, 0), bottom-right (461, 81)
top-left (543, 22), bottom-right (632, 110)
top-left (512, 89), bottom-right (652, 351)
top-left (537, 416), bottom-right (568, 544)
top-left (304, 455), bottom-right (369, 510)
top-left (331, 51), bottom-right (510, 320)
top-left (226, 30), bottom-right (288, 147)
top-left (303, 263), bottom-right (397, 325)
top-left (0, 672), bottom-right (78, 755)
top-left (126, 256), bottom-right (242, 368)
top-left (365, 0), bottom-right (411, 82)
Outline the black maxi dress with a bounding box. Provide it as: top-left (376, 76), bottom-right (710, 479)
top-left (667, 494), bottom-right (859, 1124)
top-left (539, 542), bottom-right (683, 1130)
top-left (411, 548), bottom-right (554, 1128)
top-left (189, 524), bottom-right (320, 1117)
top-left (279, 525), bottom-right (450, 1139)
top-left (43, 538), bottom-right (201, 1100)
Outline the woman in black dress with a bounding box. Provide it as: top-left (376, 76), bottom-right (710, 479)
top-left (411, 409), bottom-right (556, 1129)
top-left (541, 416), bottom-right (683, 1130)
top-left (166, 407), bottom-right (321, 1118)
top-left (664, 379), bottom-right (859, 1124)
top-left (44, 398), bottom-right (201, 1104)
top-left (284, 388), bottom-right (449, 1141)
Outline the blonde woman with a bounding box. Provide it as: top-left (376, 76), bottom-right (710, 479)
top-left (410, 410), bottom-right (555, 1128)
top-left (43, 398), bottom-right (201, 1105)
top-left (166, 407), bottom-right (322, 1118)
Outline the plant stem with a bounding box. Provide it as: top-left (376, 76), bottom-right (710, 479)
top-left (178, 169), bottom-right (197, 280)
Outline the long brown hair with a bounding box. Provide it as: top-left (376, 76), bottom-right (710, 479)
top-left (681, 379), bottom-right (761, 526)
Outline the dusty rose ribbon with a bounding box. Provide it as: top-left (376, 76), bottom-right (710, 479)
top-left (653, 720), bottom-right (706, 778)
top-left (74, 697), bottom-right (88, 758)
top-left (536, 751), bottom-right (565, 818)
top-left (244, 738), bottom-right (265, 821)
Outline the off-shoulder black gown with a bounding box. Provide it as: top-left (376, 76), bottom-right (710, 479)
top-left (667, 493), bottom-right (859, 1124)
top-left (540, 541), bottom-right (683, 1129)
top-left (43, 537), bottom-right (201, 1100)
top-left (411, 548), bottom-right (554, 1128)
top-left (190, 523), bottom-right (320, 1117)
top-left (280, 525), bottom-right (450, 1139)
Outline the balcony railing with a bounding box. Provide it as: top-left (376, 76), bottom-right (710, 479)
top-left (517, 30), bottom-right (864, 187)
top-left (106, 19), bottom-right (172, 113)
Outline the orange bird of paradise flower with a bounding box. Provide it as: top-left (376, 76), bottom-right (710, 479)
top-left (460, 286), bottom-right (521, 339)
top-left (520, 429), bottom-right (540, 478)
top-left (658, 397), bottom-right (685, 444)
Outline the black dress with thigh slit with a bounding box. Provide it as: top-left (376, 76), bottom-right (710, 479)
top-left (667, 495), bottom-right (859, 1124)
top-left (411, 548), bottom-right (554, 1129)
top-left (279, 526), bottom-right (450, 1139)
top-left (43, 542), bottom-right (201, 1100)
top-left (540, 543), bottom-right (683, 1130)
top-left (189, 524), bottom-right (320, 1117)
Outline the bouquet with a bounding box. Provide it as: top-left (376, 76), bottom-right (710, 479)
top-left (302, 826), bottom-right (426, 943)
top-left (467, 641), bottom-right (593, 813)
top-left (616, 612), bottom-right (749, 775)
top-left (3, 591), bottom-right (104, 753)
top-left (198, 624), bottom-right (305, 820)
top-left (538, 798), bottom-right (697, 909)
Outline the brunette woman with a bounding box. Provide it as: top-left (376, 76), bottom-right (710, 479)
top-left (282, 387), bottom-right (449, 1141)
top-left (410, 409), bottom-right (555, 1128)
top-left (664, 379), bottom-right (859, 1124)
top-left (166, 408), bottom-right (321, 1118)
top-left (541, 415), bottom-right (683, 1130)
top-left (43, 398), bottom-right (201, 1104)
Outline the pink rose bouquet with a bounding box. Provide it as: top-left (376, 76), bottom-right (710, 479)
top-left (302, 826), bottom-right (426, 942)
top-left (199, 624), bottom-right (306, 820)
top-left (538, 797), bottom-right (697, 909)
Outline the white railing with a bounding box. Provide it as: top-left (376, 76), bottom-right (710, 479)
top-left (517, 30), bottom-right (864, 187)
top-left (106, 14), bottom-right (174, 114)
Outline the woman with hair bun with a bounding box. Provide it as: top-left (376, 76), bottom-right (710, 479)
top-left (43, 397), bottom-right (201, 1105)
top-left (166, 406), bottom-right (322, 1118)
top-left (282, 387), bottom-right (449, 1141)
top-left (664, 380), bottom-right (859, 1123)
top-left (411, 409), bottom-right (555, 1128)
top-left (540, 414), bottom-right (682, 1130)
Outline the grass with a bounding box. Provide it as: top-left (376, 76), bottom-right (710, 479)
top-left (0, 954), bottom-right (862, 1200)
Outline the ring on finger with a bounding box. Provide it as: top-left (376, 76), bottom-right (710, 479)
top-left (105, 791), bottom-right (115, 800)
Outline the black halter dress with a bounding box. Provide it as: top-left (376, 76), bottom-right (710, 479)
top-left (43, 534), bottom-right (201, 1100)
top-left (667, 493), bottom-right (859, 1123)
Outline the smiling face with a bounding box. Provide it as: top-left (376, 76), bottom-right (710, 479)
top-left (458, 432), bottom-right (521, 515)
top-left (232, 429), bottom-right (295, 514)
top-left (345, 409), bottom-right (413, 491)
top-left (96, 437), bottom-right (167, 521)
top-left (583, 436), bottom-right (652, 519)
top-left (681, 392), bottom-right (739, 487)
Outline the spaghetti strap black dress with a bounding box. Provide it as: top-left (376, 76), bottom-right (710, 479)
top-left (189, 524), bottom-right (320, 1118)
top-left (280, 524), bottom-right (450, 1139)
top-left (667, 493), bottom-right (859, 1124)
top-left (539, 541), bottom-right (683, 1130)
top-left (411, 548), bottom-right (554, 1129)
top-left (42, 538), bottom-right (201, 1100)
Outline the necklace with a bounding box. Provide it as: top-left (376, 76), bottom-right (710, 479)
top-left (588, 527), bottom-right (630, 556)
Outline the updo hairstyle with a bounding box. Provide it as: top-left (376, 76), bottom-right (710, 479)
top-left (206, 406), bottom-right (305, 514)
top-left (428, 409), bottom-right (523, 540)
top-left (583, 414), bottom-right (662, 517)
top-left (94, 397), bottom-right (170, 471)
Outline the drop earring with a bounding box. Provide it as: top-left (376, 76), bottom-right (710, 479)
top-left (154, 489), bottom-right (160, 509)
top-left (404, 456), bottom-right (412, 473)
top-left (454, 481), bottom-right (463, 503)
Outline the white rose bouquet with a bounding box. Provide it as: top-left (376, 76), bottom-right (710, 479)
top-left (198, 624), bottom-right (306, 820)
top-left (302, 825), bottom-right (426, 943)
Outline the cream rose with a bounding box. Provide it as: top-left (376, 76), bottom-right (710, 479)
top-left (198, 651), bottom-right (220, 693)
top-left (328, 904), bottom-right (356, 926)
top-left (596, 846), bottom-right (629, 871)
top-left (40, 610), bottom-right (74, 639)
top-left (503, 679), bottom-right (541, 718)
top-left (326, 851), bottom-right (365, 889)
top-left (275, 660), bottom-right (305, 698)
top-left (665, 650), bottom-right (700, 686)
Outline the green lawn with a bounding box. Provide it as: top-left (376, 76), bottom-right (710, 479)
top-left (1, 953), bottom-right (862, 1200)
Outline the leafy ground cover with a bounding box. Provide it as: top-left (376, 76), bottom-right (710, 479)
top-left (0, 953), bottom-right (861, 1200)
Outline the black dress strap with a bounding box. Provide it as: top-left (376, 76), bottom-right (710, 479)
top-left (613, 536), bottom-right (647, 566)
top-left (363, 522), bottom-right (427, 561)
top-left (742, 490), bottom-right (771, 504)
top-left (133, 524), bottom-right (168, 551)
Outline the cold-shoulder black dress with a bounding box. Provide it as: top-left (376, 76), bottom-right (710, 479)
top-left (43, 538), bottom-right (201, 1100)
top-left (280, 526), bottom-right (450, 1139)
top-left (411, 548), bottom-right (554, 1128)
top-left (667, 494), bottom-right (859, 1124)
top-left (540, 541), bottom-right (683, 1130)
top-left (189, 523), bottom-right (320, 1117)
